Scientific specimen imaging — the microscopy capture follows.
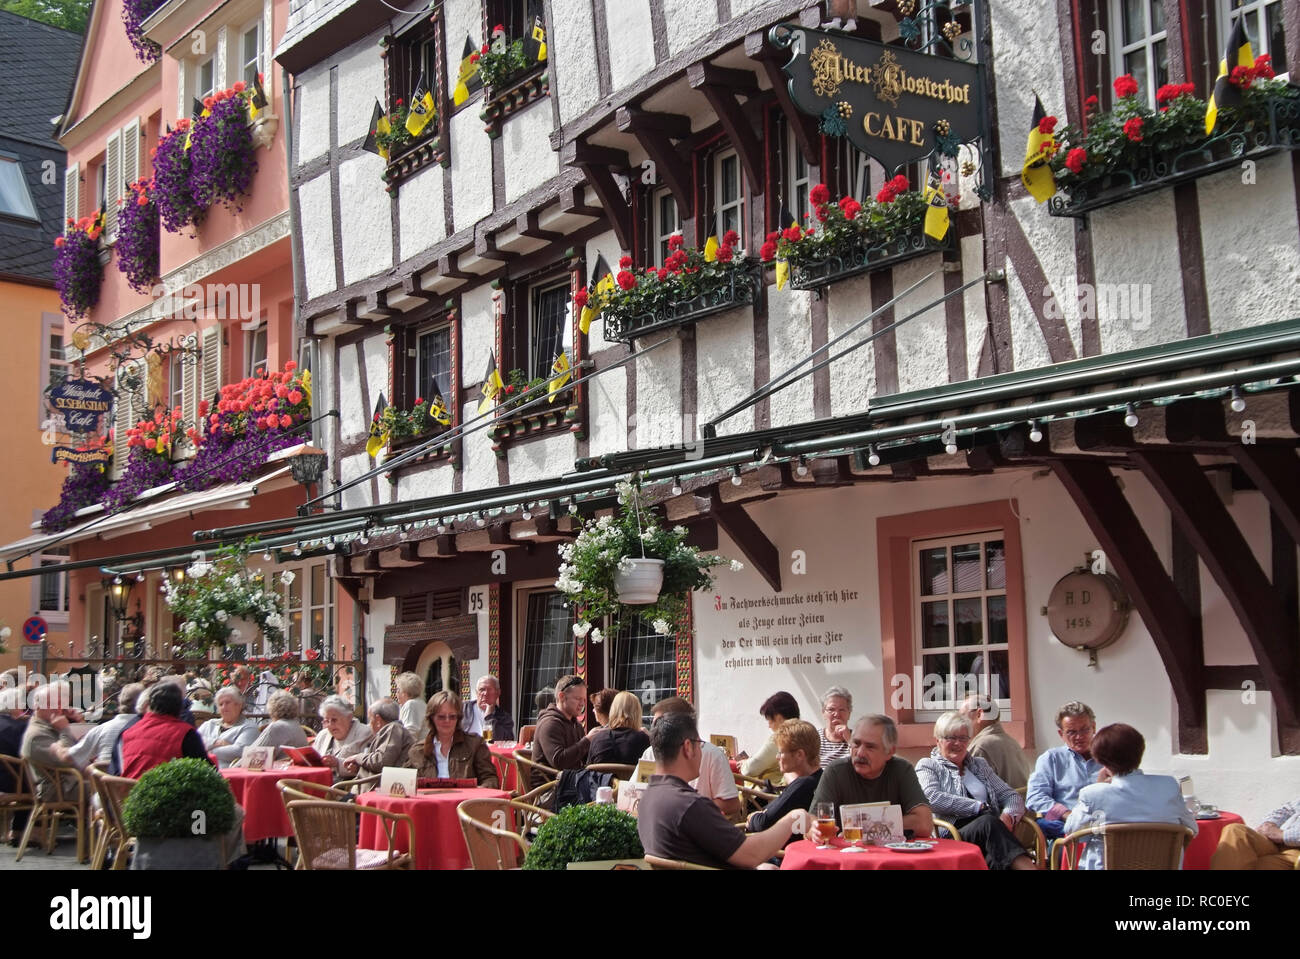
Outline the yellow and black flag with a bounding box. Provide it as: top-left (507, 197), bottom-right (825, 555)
top-left (477, 351), bottom-right (506, 415)
top-left (366, 393), bottom-right (389, 458)
top-left (779, 203), bottom-right (799, 230)
top-left (548, 351), bottom-right (572, 402)
top-left (362, 101), bottom-right (390, 161)
top-left (580, 254), bottom-right (614, 335)
top-left (923, 171), bottom-right (950, 241)
top-left (249, 72), bottom-right (269, 120)
top-left (703, 212), bottom-right (719, 262)
top-left (193, 97), bottom-right (209, 120)
top-left (428, 387), bottom-right (452, 426)
top-left (453, 36), bottom-right (483, 107)
top-left (775, 203), bottom-right (798, 291)
top-left (1022, 95), bottom-right (1057, 203)
top-left (525, 0), bottom-right (548, 63)
top-left (1206, 15), bottom-right (1254, 134)
top-left (406, 70), bottom-right (435, 137)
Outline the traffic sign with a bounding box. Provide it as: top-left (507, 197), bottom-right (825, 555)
top-left (22, 616), bottom-right (47, 643)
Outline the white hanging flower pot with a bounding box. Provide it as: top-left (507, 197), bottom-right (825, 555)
top-left (614, 558), bottom-right (664, 605)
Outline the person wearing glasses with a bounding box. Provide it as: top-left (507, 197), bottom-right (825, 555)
top-left (915, 711), bottom-right (1036, 870)
top-left (818, 686), bottom-right (853, 768)
top-left (529, 674), bottom-right (595, 789)
top-left (1026, 701), bottom-right (1104, 838)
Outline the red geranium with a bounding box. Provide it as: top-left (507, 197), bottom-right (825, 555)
top-left (1123, 116), bottom-right (1144, 142)
top-left (715, 245), bottom-right (734, 263)
top-left (809, 183), bottom-right (830, 206)
top-left (574, 287), bottom-right (589, 309)
top-left (1064, 147), bottom-right (1087, 174)
top-left (781, 225), bottom-right (802, 243)
top-left (840, 197), bottom-right (862, 220)
top-left (1254, 54), bottom-right (1274, 80)
top-left (721, 229), bottom-right (739, 247)
top-left (1084, 94), bottom-right (1099, 112)
top-left (667, 233), bottom-right (684, 250)
top-left (1038, 115), bottom-right (1058, 135)
top-left (759, 240), bottom-right (778, 261)
top-left (1229, 65), bottom-right (1254, 88)
top-left (1113, 74), bottom-right (1138, 98)
top-left (618, 255), bottom-right (633, 268)
top-left (616, 269), bottom-right (636, 290)
top-left (1156, 82), bottom-right (1195, 104)
top-left (657, 267), bottom-right (669, 280)
top-left (470, 52), bottom-right (480, 63)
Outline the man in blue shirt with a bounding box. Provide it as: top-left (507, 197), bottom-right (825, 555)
top-left (1026, 701), bottom-right (1104, 838)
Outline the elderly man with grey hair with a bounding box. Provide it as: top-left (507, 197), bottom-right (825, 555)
top-left (959, 694), bottom-right (1033, 789)
top-left (809, 714), bottom-right (933, 839)
top-left (312, 695), bottom-right (372, 780)
top-left (461, 675), bottom-right (515, 742)
top-left (67, 683), bottom-right (144, 769)
top-left (342, 698), bottom-right (415, 782)
top-left (198, 686), bottom-right (262, 768)
top-left (20, 682), bottom-right (85, 802)
top-left (818, 686), bottom-right (853, 768)
top-left (1026, 700), bottom-right (1104, 839)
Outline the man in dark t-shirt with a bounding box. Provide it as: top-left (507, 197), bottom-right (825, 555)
top-left (810, 714), bottom-right (933, 838)
top-left (638, 711), bottom-right (807, 869)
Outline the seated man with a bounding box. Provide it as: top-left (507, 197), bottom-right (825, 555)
top-left (810, 714), bottom-right (933, 839)
top-left (341, 698), bottom-right (414, 781)
top-left (1211, 800), bottom-right (1300, 870)
top-left (461, 675), bottom-right (515, 742)
top-left (634, 696), bottom-right (741, 821)
top-left (19, 682), bottom-right (84, 801)
top-left (529, 674), bottom-right (594, 789)
top-left (1026, 701), bottom-right (1104, 838)
top-left (960, 695), bottom-right (1033, 790)
top-left (67, 683), bottom-right (143, 770)
top-left (638, 711), bottom-right (809, 868)
top-left (1, 686), bottom-right (31, 843)
top-left (116, 682), bottom-right (211, 779)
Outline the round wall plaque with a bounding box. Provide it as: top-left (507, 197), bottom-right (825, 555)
top-left (1045, 569), bottom-right (1130, 651)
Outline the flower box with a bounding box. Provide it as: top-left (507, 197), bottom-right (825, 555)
top-left (489, 400), bottom-right (578, 458)
top-left (788, 225), bottom-right (949, 291)
top-left (381, 136), bottom-right (446, 194)
top-left (601, 259), bottom-right (761, 343)
top-left (481, 69), bottom-right (548, 135)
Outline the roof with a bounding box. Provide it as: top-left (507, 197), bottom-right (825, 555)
top-left (0, 11), bottom-right (83, 143)
top-left (276, 0), bottom-right (401, 73)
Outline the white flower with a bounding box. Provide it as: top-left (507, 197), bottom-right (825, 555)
top-left (641, 530), bottom-right (654, 540)
top-left (616, 557), bottom-right (634, 573)
top-left (590, 627), bottom-right (604, 644)
top-left (729, 560), bottom-right (745, 572)
top-left (673, 525), bottom-right (687, 536)
top-left (0, 627), bottom-right (11, 639)
top-left (572, 621), bottom-right (592, 638)
top-left (280, 570), bottom-right (296, 586)
top-left (215, 609), bottom-right (228, 623)
top-left (652, 618), bottom-right (671, 636)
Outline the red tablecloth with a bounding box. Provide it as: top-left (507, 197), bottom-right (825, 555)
top-left (487, 743), bottom-right (519, 793)
top-left (221, 766), bottom-right (334, 843)
top-left (781, 838), bottom-right (988, 870)
top-left (1183, 812), bottom-right (1244, 870)
top-left (357, 787), bottom-right (509, 869)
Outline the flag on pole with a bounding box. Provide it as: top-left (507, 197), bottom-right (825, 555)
top-left (1021, 95), bottom-right (1057, 203)
top-left (525, 0), bottom-right (548, 62)
top-left (362, 101), bottom-right (390, 161)
top-left (249, 72), bottom-right (269, 120)
top-left (453, 36), bottom-right (483, 106)
top-left (366, 393), bottom-right (389, 458)
top-left (477, 352), bottom-right (505, 415)
top-left (923, 172), bottom-right (951, 241)
top-left (405, 70), bottom-right (435, 137)
top-left (775, 203), bottom-right (798, 290)
top-left (428, 387), bottom-right (451, 426)
top-left (1205, 15), bottom-right (1253, 134)
top-left (547, 351), bottom-right (572, 402)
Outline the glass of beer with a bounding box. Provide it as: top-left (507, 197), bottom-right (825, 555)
top-left (813, 801), bottom-right (837, 849)
top-left (841, 809), bottom-right (866, 851)
top-left (483, 723), bottom-right (493, 743)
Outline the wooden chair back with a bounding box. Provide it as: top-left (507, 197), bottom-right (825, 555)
top-left (284, 799), bottom-right (415, 870)
top-left (18, 757), bottom-right (88, 863)
top-left (1052, 822), bottom-right (1194, 870)
top-left (0, 753), bottom-right (34, 829)
top-left (517, 724), bottom-right (537, 747)
top-left (932, 818), bottom-right (962, 840)
top-left (584, 763), bottom-right (636, 780)
top-left (644, 853), bottom-right (720, 870)
top-left (1013, 815), bottom-right (1047, 864)
top-left (737, 784), bottom-right (778, 818)
top-left (513, 748), bottom-right (559, 793)
top-left (89, 768), bottom-right (137, 870)
top-left (457, 798), bottom-right (547, 869)
top-left (515, 780), bottom-right (557, 823)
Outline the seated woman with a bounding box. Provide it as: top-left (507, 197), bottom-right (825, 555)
top-left (1063, 723), bottom-right (1196, 870)
top-left (1211, 800), bottom-right (1300, 870)
top-left (312, 695), bottom-right (373, 780)
top-left (746, 719), bottom-right (823, 843)
top-left (196, 686), bottom-right (261, 768)
top-left (395, 671), bottom-right (427, 741)
top-left (251, 690), bottom-right (309, 758)
top-left (589, 688), bottom-right (618, 730)
top-left (915, 711), bottom-right (1036, 871)
top-left (739, 691), bottom-right (799, 786)
top-left (406, 690), bottom-right (498, 787)
top-left (588, 691), bottom-right (650, 765)
top-left (342, 698), bottom-right (414, 782)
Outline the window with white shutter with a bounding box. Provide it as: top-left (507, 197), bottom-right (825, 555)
top-left (200, 325), bottom-right (223, 410)
top-left (63, 162), bottom-right (79, 229)
top-left (121, 118), bottom-right (140, 194)
top-left (111, 361), bottom-right (143, 479)
top-left (104, 133), bottom-right (121, 237)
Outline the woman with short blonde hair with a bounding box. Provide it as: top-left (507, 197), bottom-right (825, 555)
top-left (251, 689), bottom-right (310, 758)
top-left (587, 690), bottom-right (650, 765)
top-left (746, 719), bottom-right (824, 840)
top-left (395, 671), bottom-right (427, 741)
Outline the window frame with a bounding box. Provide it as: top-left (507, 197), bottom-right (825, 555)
top-left (514, 582), bottom-right (575, 727)
top-left (712, 147), bottom-right (745, 242)
top-left (609, 614), bottom-right (678, 728)
top-left (244, 322), bottom-right (268, 379)
top-left (239, 18), bottom-right (263, 88)
top-left (525, 276), bottom-right (572, 383)
top-left (876, 500), bottom-right (1031, 749)
top-left (196, 56), bottom-right (216, 102)
top-left (169, 351), bottom-right (185, 414)
top-left (1110, 0), bottom-right (1170, 109)
top-left (415, 321), bottom-right (453, 407)
top-left (0, 152), bottom-right (39, 222)
top-left (40, 313), bottom-right (68, 429)
top-left (36, 546), bottom-right (71, 625)
top-left (1216, 0), bottom-right (1288, 78)
top-left (651, 186), bottom-right (681, 267)
top-left (786, 125), bottom-right (811, 222)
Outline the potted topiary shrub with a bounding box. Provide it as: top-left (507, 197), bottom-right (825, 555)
top-left (521, 803), bottom-right (644, 870)
top-left (121, 758), bottom-right (239, 869)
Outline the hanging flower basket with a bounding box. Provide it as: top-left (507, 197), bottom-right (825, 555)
top-left (613, 558), bottom-right (664, 604)
top-left (52, 215), bottom-right (105, 320)
top-left (164, 543), bottom-right (288, 657)
top-left (557, 479), bottom-right (741, 641)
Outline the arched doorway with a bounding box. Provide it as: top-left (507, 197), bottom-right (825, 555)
top-left (414, 640), bottom-right (460, 701)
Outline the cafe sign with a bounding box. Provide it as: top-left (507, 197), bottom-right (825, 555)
top-left (768, 23), bottom-right (989, 178)
top-left (53, 445), bottom-right (111, 465)
top-left (48, 378), bottom-right (114, 433)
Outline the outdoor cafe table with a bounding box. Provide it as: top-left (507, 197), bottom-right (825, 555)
top-left (487, 743), bottom-right (519, 792)
top-left (221, 766), bottom-right (334, 842)
top-left (781, 837), bottom-right (988, 870)
top-left (357, 787), bottom-right (509, 869)
top-left (1184, 812), bottom-right (1244, 869)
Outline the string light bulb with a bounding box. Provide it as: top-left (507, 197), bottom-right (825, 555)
top-left (795, 456), bottom-right (809, 477)
top-left (867, 444), bottom-right (881, 467)
top-left (730, 465), bottom-right (743, 486)
top-left (670, 477), bottom-right (682, 496)
top-left (476, 511), bottom-right (486, 527)
top-left (521, 503), bottom-right (533, 520)
top-left (293, 545), bottom-right (303, 557)
top-left (1124, 403), bottom-right (1139, 428)
top-left (135, 572), bottom-right (145, 583)
top-left (1028, 420), bottom-right (1043, 444)
top-left (1230, 387), bottom-right (1246, 413)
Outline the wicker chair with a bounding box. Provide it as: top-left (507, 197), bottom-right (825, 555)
top-left (513, 781), bottom-right (557, 835)
top-left (517, 724), bottom-right (537, 747)
top-left (283, 798), bottom-right (416, 870)
top-left (932, 818), bottom-right (962, 840)
top-left (1014, 815), bottom-right (1048, 865)
top-left (333, 774), bottom-right (381, 795)
top-left (644, 854), bottom-right (720, 870)
top-left (584, 763), bottom-right (636, 780)
top-left (737, 783), bottom-right (779, 818)
top-left (734, 771), bottom-right (784, 794)
top-left (16, 758), bottom-right (89, 863)
top-left (1052, 822), bottom-right (1195, 870)
top-left (513, 748), bottom-right (559, 794)
top-left (300, 725), bottom-right (318, 740)
top-left (0, 754), bottom-right (34, 841)
top-left (88, 768), bottom-right (137, 871)
top-left (457, 797), bottom-right (554, 869)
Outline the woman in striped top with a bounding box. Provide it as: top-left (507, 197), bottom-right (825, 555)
top-left (819, 686), bottom-right (853, 767)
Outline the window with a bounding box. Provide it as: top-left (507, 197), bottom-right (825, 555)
top-left (652, 187), bottom-right (681, 266)
top-left (1219, 0), bottom-right (1287, 76)
top-left (196, 57), bottom-right (215, 101)
top-left (245, 323), bottom-right (268, 378)
top-left (610, 616), bottom-right (677, 727)
top-left (416, 324), bottom-right (451, 403)
top-left (48, 325), bottom-right (67, 390)
top-left (913, 533), bottom-right (1010, 713)
top-left (488, 0), bottom-right (532, 44)
top-left (1112, 0), bottom-right (1168, 108)
top-left (0, 154), bottom-right (38, 220)
top-left (169, 352), bottom-right (185, 413)
top-left (787, 127), bottom-right (810, 222)
top-left (95, 162), bottom-right (107, 213)
top-left (517, 590), bottom-right (573, 725)
top-left (713, 149), bottom-right (744, 240)
top-left (528, 279), bottom-right (570, 381)
top-left (876, 500), bottom-right (1030, 749)
top-left (277, 560), bottom-right (335, 655)
top-left (38, 547), bottom-right (70, 623)
top-left (239, 21), bottom-right (263, 88)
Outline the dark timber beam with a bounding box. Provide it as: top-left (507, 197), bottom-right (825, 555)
top-left (745, 29), bottom-right (820, 165)
top-left (517, 210), bottom-right (563, 243)
top-left (616, 106), bottom-right (693, 212)
top-left (1130, 450), bottom-right (1300, 735)
top-left (1050, 458), bottom-right (1207, 751)
top-left (474, 231), bottom-right (514, 262)
top-left (562, 138), bottom-right (633, 251)
top-left (437, 251), bottom-right (474, 281)
top-left (1164, 397), bottom-right (1231, 444)
top-left (1229, 446), bottom-right (1300, 547)
top-left (702, 488), bottom-right (780, 592)
top-left (401, 272), bottom-right (441, 301)
top-left (559, 183), bottom-right (604, 219)
top-left (686, 61), bottom-right (764, 193)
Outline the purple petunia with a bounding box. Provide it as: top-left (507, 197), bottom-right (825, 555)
top-left (121, 0), bottom-right (165, 64)
top-left (40, 462), bottom-right (112, 533)
top-left (115, 187), bottom-right (160, 294)
top-left (187, 96), bottom-right (258, 213)
top-left (52, 227), bottom-right (103, 320)
top-left (153, 127), bottom-right (206, 234)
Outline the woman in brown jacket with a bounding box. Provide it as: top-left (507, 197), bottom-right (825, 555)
top-left (407, 690), bottom-right (499, 787)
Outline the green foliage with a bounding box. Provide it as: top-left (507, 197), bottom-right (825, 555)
top-left (163, 542), bottom-right (287, 654)
top-left (0, 0), bottom-right (91, 34)
top-left (522, 803), bottom-right (643, 870)
top-left (121, 758), bottom-right (236, 839)
top-left (477, 38), bottom-right (529, 89)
